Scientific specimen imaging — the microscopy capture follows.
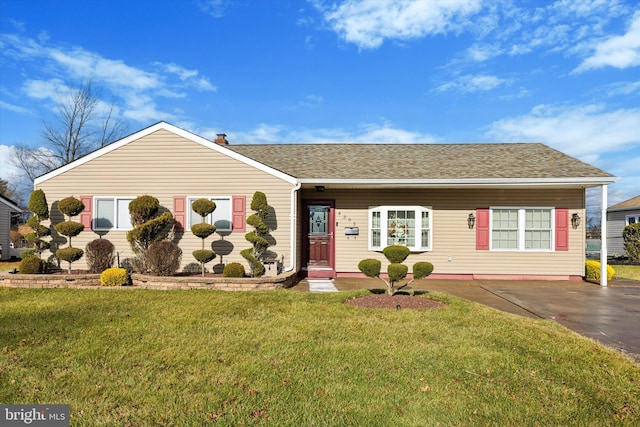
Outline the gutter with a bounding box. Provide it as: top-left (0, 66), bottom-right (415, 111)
top-left (284, 182), bottom-right (302, 272)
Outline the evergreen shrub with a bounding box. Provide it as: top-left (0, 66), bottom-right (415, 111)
top-left (585, 260), bottom-right (615, 283)
top-left (19, 256), bottom-right (44, 274)
top-left (146, 241), bottom-right (182, 276)
top-left (223, 262), bottom-right (246, 278)
top-left (85, 239), bottom-right (115, 273)
top-left (100, 268), bottom-right (130, 286)
top-left (358, 259), bottom-right (381, 277)
top-left (382, 245), bottom-right (411, 264)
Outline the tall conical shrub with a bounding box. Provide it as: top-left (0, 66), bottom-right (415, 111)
top-left (55, 196), bottom-right (85, 273)
top-left (24, 189), bottom-right (50, 260)
top-left (241, 191), bottom-right (270, 277)
top-left (126, 195), bottom-right (173, 273)
top-left (190, 198), bottom-right (217, 276)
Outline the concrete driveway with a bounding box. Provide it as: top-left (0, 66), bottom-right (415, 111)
top-left (309, 278), bottom-right (640, 362)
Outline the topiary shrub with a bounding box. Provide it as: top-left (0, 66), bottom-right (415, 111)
top-left (146, 240), bottom-right (182, 276)
top-left (623, 222), bottom-right (640, 262)
top-left (100, 268), bottom-right (130, 286)
top-left (190, 198), bottom-right (217, 276)
top-left (387, 263), bottom-right (409, 283)
top-left (358, 245), bottom-right (435, 295)
top-left (223, 262), bottom-right (246, 278)
top-left (128, 195), bottom-right (160, 226)
top-left (413, 261), bottom-right (434, 279)
top-left (19, 256), bottom-right (44, 274)
top-left (358, 259), bottom-right (381, 278)
top-left (85, 239), bottom-right (115, 273)
top-left (55, 247), bottom-right (84, 265)
top-left (25, 189), bottom-right (50, 259)
top-left (382, 245), bottom-right (410, 264)
top-left (242, 191), bottom-right (271, 277)
top-left (126, 195), bottom-right (173, 273)
top-left (55, 196), bottom-right (85, 273)
top-left (585, 260), bottom-right (615, 284)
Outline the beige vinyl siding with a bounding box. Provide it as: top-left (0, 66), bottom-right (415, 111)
top-left (301, 187), bottom-right (585, 277)
top-left (607, 209), bottom-right (640, 257)
top-left (36, 129), bottom-right (295, 271)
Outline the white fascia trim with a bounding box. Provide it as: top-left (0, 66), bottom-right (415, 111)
top-left (299, 177), bottom-right (619, 187)
top-left (35, 121), bottom-right (298, 186)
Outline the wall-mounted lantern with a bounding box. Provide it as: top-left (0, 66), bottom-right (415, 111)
top-left (468, 213), bottom-right (476, 229)
top-left (571, 213), bottom-right (581, 229)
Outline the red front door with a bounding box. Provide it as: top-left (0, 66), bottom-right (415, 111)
top-left (305, 201), bottom-right (335, 278)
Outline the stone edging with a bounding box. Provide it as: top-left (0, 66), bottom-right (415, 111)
top-left (0, 271), bottom-right (299, 290)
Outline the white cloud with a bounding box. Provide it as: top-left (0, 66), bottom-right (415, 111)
top-left (0, 100), bottom-right (30, 114)
top-left (484, 103), bottom-right (640, 162)
top-left (433, 74), bottom-right (510, 93)
top-left (575, 10), bottom-right (640, 72)
top-left (0, 145), bottom-right (21, 180)
top-left (321, 0), bottom-right (483, 49)
top-left (0, 34), bottom-right (217, 125)
top-left (232, 122), bottom-right (437, 145)
top-left (197, 0), bottom-right (229, 18)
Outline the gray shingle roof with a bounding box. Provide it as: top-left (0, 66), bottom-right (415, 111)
top-left (227, 143), bottom-right (614, 181)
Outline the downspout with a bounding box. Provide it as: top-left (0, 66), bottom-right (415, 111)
top-left (284, 182), bottom-right (302, 272)
top-left (600, 184), bottom-right (608, 287)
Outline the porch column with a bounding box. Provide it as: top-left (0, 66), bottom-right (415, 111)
top-left (600, 184), bottom-right (608, 287)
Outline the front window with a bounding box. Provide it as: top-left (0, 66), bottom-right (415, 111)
top-left (369, 206), bottom-right (431, 251)
top-left (94, 197), bottom-right (133, 230)
top-left (491, 207), bottom-right (553, 251)
top-left (188, 197), bottom-right (232, 232)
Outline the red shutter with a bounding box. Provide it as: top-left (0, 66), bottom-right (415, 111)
top-left (173, 196), bottom-right (186, 233)
top-left (232, 195), bottom-right (246, 232)
top-left (79, 196), bottom-right (93, 231)
top-left (476, 208), bottom-right (490, 250)
top-left (555, 208), bottom-right (569, 251)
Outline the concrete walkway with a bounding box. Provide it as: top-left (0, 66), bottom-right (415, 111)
top-left (293, 277), bottom-right (640, 362)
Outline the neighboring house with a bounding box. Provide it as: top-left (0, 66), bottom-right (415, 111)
top-left (606, 195), bottom-right (640, 258)
top-left (0, 194), bottom-right (22, 261)
top-left (34, 121), bottom-right (616, 280)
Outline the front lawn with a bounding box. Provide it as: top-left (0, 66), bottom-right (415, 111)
top-left (613, 264), bottom-right (640, 281)
top-left (1, 288), bottom-right (638, 426)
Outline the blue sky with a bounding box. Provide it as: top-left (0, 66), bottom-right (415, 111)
top-left (1, 0), bottom-right (639, 211)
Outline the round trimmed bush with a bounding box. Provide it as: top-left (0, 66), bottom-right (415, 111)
top-left (146, 240), bottom-right (182, 276)
top-left (383, 245), bottom-right (411, 264)
top-left (85, 239), bottom-right (115, 273)
top-left (191, 223), bottom-right (217, 239)
top-left (191, 198), bottom-right (216, 217)
top-left (358, 258), bottom-right (381, 278)
top-left (387, 263), bottom-right (409, 282)
top-left (100, 268), bottom-right (130, 286)
top-left (19, 256), bottom-right (44, 274)
top-left (223, 262), bottom-right (246, 278)
top-left (413, 261), bottom-right (434, 279)
top-left (55, 221), bottom-right (85, 237)
top-left (57, 196), bottom-right (85, 217)
top-left (56, 247), bottom-right (84, 264)
top-left (20, 249), bottom-right (37, 260)
top-left (193, 249), bottom-right (216, 264)
top-left (585, 260), bottom-right (615, 283)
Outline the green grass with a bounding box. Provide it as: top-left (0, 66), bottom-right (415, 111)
top-left (613, 264), bottom-right (640, 281)
top-left (1, 289), bottom-right (638, 426)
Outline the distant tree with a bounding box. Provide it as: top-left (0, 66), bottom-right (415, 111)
top-left (55, 196), bottom-right (85, 273)
top-left (0, 179), bottom-right (19, 201)
top-left (190, 198), bottom-right (217, 277)
top-left (11, 80), bottom-right (128, 184)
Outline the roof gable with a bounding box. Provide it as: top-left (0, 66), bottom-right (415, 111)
top-left (608, 195), bottom-right (640, 211)
top-left (34, 122), bottom-right (297, 185)
top-left (0, 194), bottom-right (22, 212)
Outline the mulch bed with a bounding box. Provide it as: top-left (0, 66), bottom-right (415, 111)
top-left (344, 294), bottom-right (444, 310)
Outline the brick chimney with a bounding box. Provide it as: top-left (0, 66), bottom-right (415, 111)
top-left (214, 133), bottom-right (228, 145)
